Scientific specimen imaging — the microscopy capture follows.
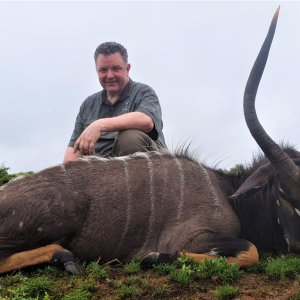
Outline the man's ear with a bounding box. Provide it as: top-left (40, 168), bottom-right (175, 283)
top-left (126, 63), bottom-right (131, 72)
top-left (230, 163), bottom-right (274, 199)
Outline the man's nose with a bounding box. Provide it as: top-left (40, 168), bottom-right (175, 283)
top-left (107, 69), bottom-right (114, 78)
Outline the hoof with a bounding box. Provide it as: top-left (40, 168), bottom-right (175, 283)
top-left (141, 252), bottom-right (177, 268)
top-left (64, 261), bottom-right (80, 274)
top-left (141, 252), bottom-right (160, 268)
top-left (51, 250), bottom-right (80, 274)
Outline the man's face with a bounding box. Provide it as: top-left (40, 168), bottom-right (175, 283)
top-left (96, 52), bottom-right (130, 99)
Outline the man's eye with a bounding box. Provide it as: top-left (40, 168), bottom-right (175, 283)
top-left (99, 69), bottom-right (107, 73)
top-left (112, 67), bottom-right (121, 72)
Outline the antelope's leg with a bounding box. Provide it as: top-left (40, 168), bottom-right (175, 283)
top-left (142, 235), bottom-right (259, 269)
top-left (0, 244), bottom-right (79, 274)
top-left (226, 242), bottom-right (259, 268)
top-left (141, 252), bottom-right (178, 267)
top-left (181, 238), bottom-right (259, 268)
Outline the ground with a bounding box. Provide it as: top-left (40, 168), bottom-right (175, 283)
top-left (1, 255), bottom-right (300, 299)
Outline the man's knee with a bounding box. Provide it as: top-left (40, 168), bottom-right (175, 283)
top-left (112, 129), bottom-right (158, 156)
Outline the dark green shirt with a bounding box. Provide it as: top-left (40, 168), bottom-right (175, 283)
top-left (68, 79), bottom-right (166, 156)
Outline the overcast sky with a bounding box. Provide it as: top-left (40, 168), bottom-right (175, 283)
top-left (1, 1), bottom-right (299, 173)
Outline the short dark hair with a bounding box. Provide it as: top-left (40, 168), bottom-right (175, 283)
top-left (94, 42), bottom-right (128, 64)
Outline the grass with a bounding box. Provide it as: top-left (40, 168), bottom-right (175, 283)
top-left (1, 272), bottom-right (27, 287)
top-left (85, 261), bottom-right (108, 280)
top-left (215, 284), bottom-right (239, 299)
top-left (125, 275), bottom-right (149, 288)
top-left (0, 255), bottom-right (299, 299)
top-left (290, 291), bottom-right (300, 300)
top-left (61, 289), bottom-right (91, 300)
top-left (116, 284), bottom-right (139, 299)
top-left (264, 255), bottom-right (300, 279)
top-left (172, 256), bottom-right (242, 284)
top-left (152, 283), bottom-right (172, 298)
top-left (153, 263), bottom-right (177, 275)
top-left (193, 257), bottom-right (241, 283)
top-left (7, 275), bottom-right (54, 299)
top-left (170, 268), bottom-right (193, 285)
top-left (124, 259), bottom-right (141, 275)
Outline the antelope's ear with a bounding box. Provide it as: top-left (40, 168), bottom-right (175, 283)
top-left (230, 163), bottom-right (274, 199)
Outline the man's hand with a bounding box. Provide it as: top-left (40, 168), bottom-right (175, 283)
top-left (72, 112), bottom-right (153, 156)
top-left (73, 120), bottom-right (102, 155)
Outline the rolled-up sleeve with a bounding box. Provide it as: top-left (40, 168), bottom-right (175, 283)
top-left (135, 85), bottom-right (163, 141)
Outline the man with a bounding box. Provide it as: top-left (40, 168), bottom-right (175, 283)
top-left (64, 42), bottom-right (166, 163)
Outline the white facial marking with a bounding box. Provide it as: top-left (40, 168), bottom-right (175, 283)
top-left (12, 210), bottom-right (16, 216)
top-left (278, 186), bottom-right (284, 194)
top-left (19, 221), bottom-right (24, 229)
top-left (277, 218), bottom-right (280, 225)
top-left (277, 199), bottom-right (280, 207)
top-left (37, 227), bottom-right (43, 232)
top-left (295, 208), bottom-right (300, 217)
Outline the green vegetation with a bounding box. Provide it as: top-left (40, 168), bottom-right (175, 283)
top-left (6, 275), bottom-right (54, 299)
top-left (61, 287), bottom-right (90, 300)
top-left (0, 164), bottom-right (33, 186)
top-left (0, 272), bottom-right (27, 286)
top-left (152, 283), bottom-right (172, 298)
top-left (290, 290), bottom-right (300, 300)
top-left (0, 164), bottom-right (16, 186)
top-left (0, 253), bottom-right (299, 299)
top-left (193, 257), bottom-right (241, 283)
top-left (125, 275), bottom-right (149, 288)
top-left (153, 263), bottom-right (177, 275)
top-left (124, 259), bottom-right (141, 275)
top-left (116, 284), bottom-right (139, 299)
top-left (170, 267), bottom-right (193, 285)
top-left (219, 163), bottom-right (247, 176)
top-left (173, 256), bottom-right (241, 284)
top-left (215, 284), bottom-right (239, 299)
top-left (85, 261), bottom-right (108, 280)
top-left (264, 255), bottom-right (300, 279)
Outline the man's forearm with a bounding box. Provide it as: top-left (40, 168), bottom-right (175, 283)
top-left (96, 112), bottom-right (154, 133)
